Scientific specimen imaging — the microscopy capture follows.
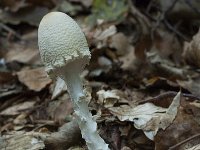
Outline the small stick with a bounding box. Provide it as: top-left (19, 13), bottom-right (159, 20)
top-left (0, 22), bottom-right (21, 40)
top-left (169, 133), bottom-right (200, 150)
top-left (139, 91), bottom-right (200, 104)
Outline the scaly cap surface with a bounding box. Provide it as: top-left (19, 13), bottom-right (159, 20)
top-left (38, 12), bottom-right (91, 78)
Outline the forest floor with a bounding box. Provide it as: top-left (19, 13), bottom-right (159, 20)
top-left (0, 0), bottom-right (200, 150)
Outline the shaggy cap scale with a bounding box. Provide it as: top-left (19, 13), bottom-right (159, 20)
top-left (38, 12), bottom-right (91, 78)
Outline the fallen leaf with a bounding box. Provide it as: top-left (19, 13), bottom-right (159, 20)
top-left (186, 143), bottom-right (200, 150)
top-left (109, 92), bottom-right (181, 140)
top-left (109, 32), bottom-right (131, 56)
top-left (93, 25), bottom-right (117, 49)
top-left (48, 94), bottom-right (73, 124)
top-left (109, 103), bottom-right (165, 140)
top-left (119, 46), bottom-right (137, 70)
top-left (0, 71), bottom-right (14, 83)
top-left (17, 67), bottom-right (52, 91)
top-left (177, 77), bottom-right (200, 97)
top-left (183, 29), bottom-right (200, 68)
top-left (0, 101), bottom-right (36, 115)
top-left (97, 89), bottom-right (128, 108)
top-left (146, 51), bottom-right (186, 79)
top-left (6, 48), bottom-right (40, 64)
top-left (51, 78), bottom-right (67, 100)
top-left (155, 106), bottom-right (200, 150)
top-left (0, 6), bottom-right (48, 26)
top-left (1, 131), bottom-right (48, 150)
top-left (158, 91), bottom-right (181, 130)
top-left (13, 113), bottom-right (28, 125)
top-left (1, 0), bottom-right (28, 12)
top-left (89, 56), bottom-right (112, 76)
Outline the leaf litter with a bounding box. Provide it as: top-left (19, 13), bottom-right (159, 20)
top-left (0, 0), bottom-right (200, 150)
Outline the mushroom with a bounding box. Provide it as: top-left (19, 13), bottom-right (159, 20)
top-left (38, 12), bottom-right (109, 150)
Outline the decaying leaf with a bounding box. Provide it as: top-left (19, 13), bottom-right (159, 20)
top-left (186, 144), bottom-right (200, 150)
top-left (93, 25), bottom-right (117, 49)
top-left (51, 78), bottom-right (67, 100)
top-left (0, 101), bottom-right (36, 115)
top-left (109, 91), bottom-right (181, 140)
top-left (6, 48), bottom-right (40, 64)
top-left (183, 28), bottom-right (200, 68)
top-left (0, 71), bottom-right (14, 83)
top-left (97, 89), bottom-right (128, 108)
top-left (13, 113), bottom-right (28, 125)
top-left (146, 51), bottom-right (186, 79)
top-left (119, 46), bottom-right (137, 70)
top-left (89, 56), bottom-right (112, 77)
top-left (0, 131), bottom-right (48, 150)
top-left (1, 0), bottom-right (28, 12)
top-left (17, 67), bottom-right (52, 91)
top-left (48, 94), bottom-right (73, 124)
top-left (109, 32), bottom-right (131, 56)
top-left (177, 77), bottom-right (200, 97)
top-left (0, 6), bottom-right (48, 26)
top-left (158, 91), bottom-right (181, 130)
top-left (155, 105), bottom-right (200, 150)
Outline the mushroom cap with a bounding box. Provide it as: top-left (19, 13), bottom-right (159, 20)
top-left (38, 12), bottom-right (91, 78)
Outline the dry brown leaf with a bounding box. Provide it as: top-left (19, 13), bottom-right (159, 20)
top-left (48, 94), bottom-right (73, 124)
top-left (89, 56), bottom-right (112, 77)
top-left (1, 0), bottom-right (28, 12)
top-left (17, 67), bottom-right (52, 91)
top-left (93, 25), bottom-right (117, 49)
top-left (109, 92), bottom-right (181, 140)
top-left (0, 131), bottom-right (48, 150)
top-left (0, 6), bottom-right (48, 26)
top-left (6, 48), bottom-right (40, 64)
top-left (51, 78), bottom-right (67, 100)
top-left (13, 113), bottom-right (28, 125)
top-left (0, 72), bottom-right (14, 83)
top-left (155, 106), bottom-right (200, 150)
top-left (0, 101), bottom-right (36, 115)
top-left (119, 46), bottom-right (137, 70)
top-left (147, 51), bottom-right (186, 79)
top-left (97, 89), bottom-right (128, 108)
top-left (153, 29), bottom-right (182, 64)
top-left (109, 32), bottom-right (131, 56)
top-left (183, 29), bottom-right (200, 68)
top-left (186, 144), bottom-right (200, 150)
top-left (177, 77), bottom-right (200, 97)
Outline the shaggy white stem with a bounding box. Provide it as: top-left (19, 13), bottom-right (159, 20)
top-left (57, 63), bottom-right (109, 150)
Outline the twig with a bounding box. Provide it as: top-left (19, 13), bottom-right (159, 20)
top-left (169, 133), bottom-right (200, 150)
top-left (128, 0), bottom-right (151, 43)
top-left (185, 0), bottom-right (200, 15)
top-left (144, 0), bottom-right (189, 40)
top-left (0, 22), bottom-right (21, 40)
top-left (150, 0), bottom-right (179, 39)
top-left (163, 19), bottom-right (189, 41)
top-left (139, 91), bottom-right (200, 104)
top-left (128, 0), bottom-right (151, 27)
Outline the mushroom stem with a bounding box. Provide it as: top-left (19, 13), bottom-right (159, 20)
top-left (56, 61), bottom-right (109, 150)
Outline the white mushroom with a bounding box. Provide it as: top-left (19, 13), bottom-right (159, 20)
top-left (38, 12), bottom-right (109, 150)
